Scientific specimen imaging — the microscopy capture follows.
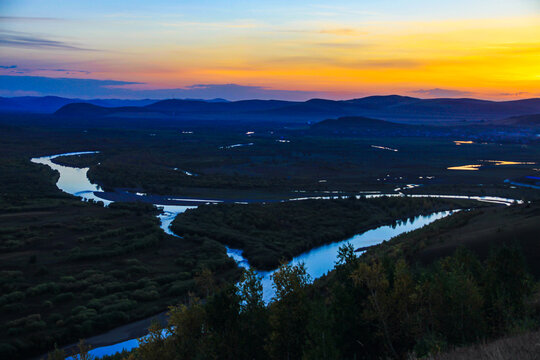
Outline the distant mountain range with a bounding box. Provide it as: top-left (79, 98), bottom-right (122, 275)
top-left (0, 96), bottom-right (228, 114)
top-left (310, 116), bottom-right (412, 131)
top-left (3, 95), bottom-right (540, 124)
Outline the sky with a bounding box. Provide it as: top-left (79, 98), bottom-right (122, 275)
top-left (0, 0), bottom-right (539, 100)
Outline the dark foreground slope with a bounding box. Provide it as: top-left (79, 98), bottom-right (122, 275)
top-left (428, 330), bottom-right (540, 360)
top-left (99, 202), bottom-right (540, 360)
top-left (367, 202), bottom-right (540, 276)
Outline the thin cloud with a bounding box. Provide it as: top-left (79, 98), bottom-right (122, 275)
top-left (498, 92), bottom-right (530, 97)
top-left (0, 75), bottom-right (331, 100)
top-left (0, 75), bottom-right (141, 98)
top-left (37, 68), bottom-right (92, 74)
top-left (0, 31), bottom-right (95, 51)
top-left (413, 88), bottom-right (472, 97)
top-left (0, 16), bottom-right (64, 22)
top-left (354, 59), bottom-right (421, 69)
top-left (319, 28), bottom-right (364, 36)
top-left (316, 42), bottom-right (368, 49)
top-left (0, 65), bottom-right (91, 75)
top-left (161, 20), bottom-right (258, 29)
top-left (280, 28), bottom-right (366, 36)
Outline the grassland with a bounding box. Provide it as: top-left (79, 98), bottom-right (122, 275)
top-left (364, 202), bottom-right (540, 277)
top-left (0, 143), bottom-right (240, 359)
top-left (171, 196), bottom-right (476, 270)
top-left (1, 112), bottom-right (539, 358)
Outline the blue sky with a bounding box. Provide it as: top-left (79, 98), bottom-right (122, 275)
top-left (0, 1), bottom-right (539, 99)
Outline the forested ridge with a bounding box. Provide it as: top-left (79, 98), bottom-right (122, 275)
top-left (171, 197), bottom-right (473, 269)
top-left (56, 240), bottom-right (539, 360)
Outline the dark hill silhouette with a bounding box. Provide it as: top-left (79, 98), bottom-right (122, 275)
top-left (145, 99), bottom-right (291, 113)
top-left (345, 95), bottom-right (420, 109)
top-left (48, 95), bottom-right (540, 124)
top-left (54, 103), bottom-right (116, 117)
top-left (497, 114), bottom-right (540, 126)
top-left (311, 116), bottom-right (410, 130)
top-left (308, 116), bottom-right (436, 137)
top-left (0, 96), bottom-right (156, 113)
top-left (0, 96), bottom-right (74, 113)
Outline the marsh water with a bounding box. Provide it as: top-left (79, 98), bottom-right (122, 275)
top-left (31, 151), bottom-right (518, 358)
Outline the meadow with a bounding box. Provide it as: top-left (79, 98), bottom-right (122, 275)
top-left (1, 112), bottom-right (539, 358)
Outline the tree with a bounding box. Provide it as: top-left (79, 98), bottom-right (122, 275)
top-left (167, 301), bottom-right (209, 360)
top-left (267, 262), bottom-right (311, 360)
top-left (238, 267), bottom-right (265, 313)
top-left (483, 245), bottom-right (533, 335)
top-left (46, 344), bottom-right (66, 360)
top-left (204, 285), bottom-right (242, 359)
top-left (195, 267), bottom-right (216, 298)
top-left (137, 320), bottom-right (173, 360)
top-left (351, 260), bottom-right (399, 359)
top-left (72, 339), bottom-right (94, 360)
top-left (389, 259), bottom-right (418, 351)
top-left (418, 254), bottom-right (485, 346)
top-left (238, 268), bottom-right (269, 360)
top-left (270, 262), bottom-right (311, 302)
top-left (335, 243), bottom-right (356, 268)
top-left (302, 298), bottom-right (341, 360)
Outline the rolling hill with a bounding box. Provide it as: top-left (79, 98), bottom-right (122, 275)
top-left (20, 95), bottom-right (540, 124)
top-left (496, 114), bottom-right (540, 126)
top-left (0, 96), bottom-right (157, 113)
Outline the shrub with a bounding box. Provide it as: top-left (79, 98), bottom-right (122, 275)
top-left (132, 289), bottom-right (160, 301)
top-left (54, 292), bottom-right (74, 303)
top-left (168, 280), bottom-right (194, 296)
top-left (27, 282), bottom-right (58, 296)
top-left (0, 291), bottom-right (25, 306)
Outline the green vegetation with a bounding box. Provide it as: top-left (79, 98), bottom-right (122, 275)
top-left (52, 153), bottom-right (103, 168)
top-left (0, 153), bottom-right (241, 359)
top-left (98, 241), bottom-right (539, 360)
top-left (366, 202), bottom-right (540, 277)
top-left (171, 197), bottom-right (474, 269)
top-left (1, 112), bottom-right (539, 358)
top-left (424, 330), bottom-right (540, 360)
top-left (2, 112), bottom-right (539, 201)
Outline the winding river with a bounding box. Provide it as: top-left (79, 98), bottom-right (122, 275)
top-left (31, 151), bottom-right (521, 359)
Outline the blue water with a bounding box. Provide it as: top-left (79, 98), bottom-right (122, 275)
top-left (31, 151), bottom-right (519, 359)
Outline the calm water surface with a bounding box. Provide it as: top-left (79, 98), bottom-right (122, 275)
top-left (31, 151), bottom-right (516, 358)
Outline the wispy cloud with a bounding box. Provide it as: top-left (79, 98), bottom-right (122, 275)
top-left (497, 91), bottom-right (531, 97)
top-left (315, 42), bottom-right (367, 49)
top-left (0, 31), bottom-right (95, 51)
top-left (353, 59), bottom-right (421, 69)
top-left (0, 75), bottom-right (336, 100)
top-left (318, 28), bottom-right (364, 36)
top-left (37, 68), bottom-right (91, 75)
top-left (282, 28), bottom-right (366, 36)
top-left (160, 20), bottom-right (259, 29)
top-left (413, 88), bottom-right (472, 97)
top-left (0, 16), bottom-right (63, 22)
top-left (0, 75), bottom-right (140, 98)
top-left (0, 65), bottom-right (92, 75)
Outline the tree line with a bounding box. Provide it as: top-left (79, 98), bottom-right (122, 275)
top-left (52, 243), bottom-right (538, 360)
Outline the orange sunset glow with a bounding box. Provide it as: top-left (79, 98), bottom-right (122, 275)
top-left (1, 1), bottom-right (539, 99)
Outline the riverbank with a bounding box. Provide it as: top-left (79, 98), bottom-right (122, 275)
top-left (22, 151), bottom-right (526, 359)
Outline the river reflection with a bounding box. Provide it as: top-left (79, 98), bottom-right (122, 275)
top-left (31, 151), bottom-right (515, 359)
top-left (31, 151), bottom-right (111, 205)
top-left (258, 210), bottom-right (455, 303)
